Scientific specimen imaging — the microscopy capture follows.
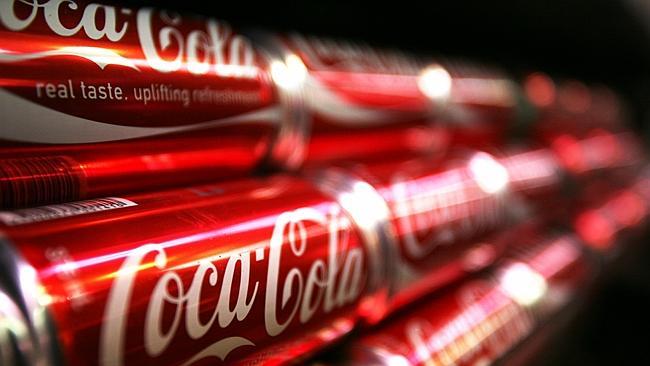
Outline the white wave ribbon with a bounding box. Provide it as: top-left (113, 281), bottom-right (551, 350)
top-left (304, 75), bottom-right (429, 126)
top-left (0, 46), bottom-right (140, 71)
top-left (0, 89), bottom-right (280, 144)
top-left (179, 337), bottom-right (255, 365)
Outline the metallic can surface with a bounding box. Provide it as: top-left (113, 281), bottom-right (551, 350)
top-left (341, 151), bottom-right (522, 311)
top-left (436, 59), bottom-right (524, 150)
top-left (499, 147), bottom-right (565, 201)
top-left (573, 167), bottom-right (650, 254)
top-left (346, 233), bottom-right (592, 366)
top-left (523, 74), bottom-right (630, 141)
top-left (0, 0), bottom-right (298, 208)
top-left (0, 172), bottom-right (392, 365)
top-left (547, 129), bottom-right (646, 208)
top-left (254, 33), bottom-right (523, 164)
top-left (500, 130), bottom-right (645, 220)
top-left (256, 32), bottom-right (447, 165)
top-left (549, 129), bottom-right (644, 179)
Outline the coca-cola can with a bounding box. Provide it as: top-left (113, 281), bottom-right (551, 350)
top-left (523, 73), bottom-right (629, 139)
top-left (548, 129), bottom-right (645, 191)
top-left (336, 150), bottom-right (527, 312)
top-left (251, 33), bottom-right (526, 164)
top-left (345, 232), bottom-right (594, 366)
top-left (573, 166), bottom-right (650, 254)
top-left (499, 130), bottom-right (645, 220)
top-left (0, 0), bottom-right (304, 208)
top-left (438, 59), bottom-right (530, 150)
top-left (499, 146), bottom-right (566, 201)
top-left (0, 169), bottom-right (394, 365)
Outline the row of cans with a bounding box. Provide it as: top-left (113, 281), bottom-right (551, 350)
top-left (325, 230), bottom-right (595, 366)
top-left (319, 166), bottom-right (650, 366)
top-left (1, 128), bottom-right (647, 365)
top-left (0, 0), bottom-right (630, 208)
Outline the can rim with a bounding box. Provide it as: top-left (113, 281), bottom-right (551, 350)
top-left (0, 237), bottom-right (61, 366)
top-left (249, 31), bottom-right (310, 171)
top-left (308, 167), bottom-right (398, 324)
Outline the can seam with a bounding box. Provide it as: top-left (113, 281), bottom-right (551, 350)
top-left (307, 167), bottom-right (398, 323)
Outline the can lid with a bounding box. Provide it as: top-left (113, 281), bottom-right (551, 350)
top-left (308, 168), bottom-right (398, 324)
top-left (0, 238), bottom-right (61, 366)
top-left (249, 31), bottom-right (310, 171)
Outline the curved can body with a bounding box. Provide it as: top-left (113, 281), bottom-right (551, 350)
top-left (256, 32), bottom-right (446, 164)
top-left (522, 73), bottom-right (630, 139)
top-left (339, 151), bottom-right (523, 312)
top-left (253, 33), bottom-right (524, 165)
top-left (346, 232), bottom-right (594, 366)
top-left (573, 166), bottom-right (650, 256)
top-left (0, 171), bottom-right (393, 365)
top-left (0, 0), bottom-right (298, 208)
top-left (499, 130), bottom-right (646, 223)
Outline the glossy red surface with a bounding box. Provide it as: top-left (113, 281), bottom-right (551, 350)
top-left (524, 74), bottom-right (628, 139)
top-left (548, 130), bottom-right (645, 207)
top-left (439, 60), bottom-right (519, 150)
top-left (343, 152), bottom-right (518, 311)
top-left (499, 147), bottom-right (564, 201)
top-left (500, 130), bottom-right (646, 221)
top-left (1, 175), bottom-right (381, 365)
top-left (574, 169), bottom-right (650, 253)
top-left (348, 234), bottom-right (591, 366)
top-left (269, 34), bottom-right (520, 163)
top-left (0, 0), bottom-right (280, 208)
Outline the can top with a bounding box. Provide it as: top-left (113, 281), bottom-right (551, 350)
top-left (250, 31), bottom-right (311, 170)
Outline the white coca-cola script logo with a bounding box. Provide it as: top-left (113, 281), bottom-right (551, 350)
top-left (404, 283), bottom-right (534, 365)
top-left (0, 0), bottom-right (256, 77)
top-left (391, 169), bottom-right (508, 260)
top-left (99, 206), bottom-right (365, 365)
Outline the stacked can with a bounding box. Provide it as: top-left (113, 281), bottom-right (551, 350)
top-left (573, 166), bottom-right (650, 256)
top-left (254, 32), bottom-right (531, 165)
top-left (343, 231), bottom-right (596, 366)
top-left (331, 161), bottom-right (650, 366)
top-left (0, 169), bottom-right (399, 365)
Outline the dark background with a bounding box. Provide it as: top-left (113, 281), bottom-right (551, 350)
top-left (128, 0), bottom-right (650, 363)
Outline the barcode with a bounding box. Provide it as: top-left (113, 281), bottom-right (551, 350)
top-left (0, 197), bottom-right (137, 226)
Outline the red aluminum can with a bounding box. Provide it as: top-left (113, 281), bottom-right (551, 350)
top-left (439, 60), bottom-right (529, 150)
top-left (338, 150), bottom-right (524, 312)
top-left (346, 233), bottom-right (593, 366)
top-left (574, 166), bottom-right (650, 254)
top-left (0, 169), bottom-right (394, 365)
top-left (499, 129), bottom-right (645, 217)
top-left (499, 146), bottom-right (566, 202)
top-left (253, 33), bottom-right (525, 164)
top-left (498, 132), bottom-right (647, 230)
top-left (548, 129), bottom-right (645, 191)
top-left (0, 0), bottom-right (301, 208)
top-left (523, 73), bottom-right (629, 139)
